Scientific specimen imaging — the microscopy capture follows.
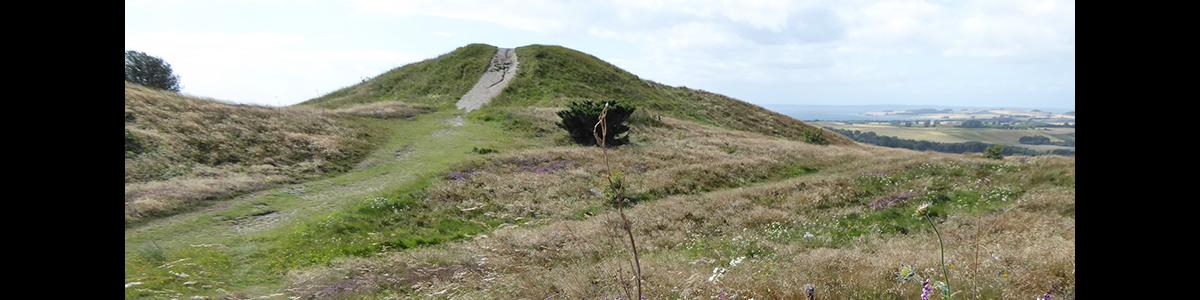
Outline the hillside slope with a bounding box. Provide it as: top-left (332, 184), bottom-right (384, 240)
top-left (124, 83), bottom-right (388, 223)
top-left (125, 44), bottom-right (1072, 299)
top-left (299, 43), bottom-right (848, 145)
top-left (490, 45), bottom-right (851, 145)
top-left (300, 44), bottom-right (497, 109)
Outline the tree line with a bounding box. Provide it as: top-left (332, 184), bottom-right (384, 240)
top-left (828, 128), bottom-right (1074, 156)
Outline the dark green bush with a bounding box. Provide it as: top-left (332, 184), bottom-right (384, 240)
top-left (556, 100), bottom-right (635, 146)
top-left (471, 147), bottom-right (497, 154)
top-left (802, 129), bottom-right (828, 145)
top-left (984, 144), bottom-right (1004, 159)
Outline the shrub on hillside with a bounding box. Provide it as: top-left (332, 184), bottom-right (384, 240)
top-left (125, 51), bottom-right (181, 92)
top-left (557, 100), bottom-right (635, 146)
top-left (802, 129), bottom-right (828, 145)
top-left (984, 144), bottom-right (1004, 159)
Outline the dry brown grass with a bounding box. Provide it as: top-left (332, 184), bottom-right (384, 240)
top-left (281, 108), bottom-right (1074, 298)
top-left (124, 82), bottom-right (377, 224)
top-left (333, 102), bottom-right (435, 119)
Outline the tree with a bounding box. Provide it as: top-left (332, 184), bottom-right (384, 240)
top-left (1018, 135), bottom-right (1051, 145)
top-left (557, 100), bottom-right (635, 146)
top-left (960, 120), bottom-right (985, 128)
top-left (125, 50), bottom-right (181, 92)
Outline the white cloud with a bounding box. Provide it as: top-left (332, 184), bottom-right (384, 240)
top-left (351, 0), bottom-right (577, 33)
top-left (126, 0), bottom-right (1073, 107)
top-left (125, 31), bottom-right (420, 106)
top-left (941, 0), bottom-right (1074, 59)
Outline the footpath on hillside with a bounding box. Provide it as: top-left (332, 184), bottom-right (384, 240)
top-left (126, 47), bottom-right (529, 298)
top-left (456, 48), bottom-right (518, 112)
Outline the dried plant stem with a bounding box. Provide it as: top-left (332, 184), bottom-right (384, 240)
top-left (603, 204), bottom-right (633, 300)
top-left (926, 216), bottom-right (951, 299)
top-left (594, 103), bottom-right (643, 299)
top-left (973, 217), bottom-right (981, 299)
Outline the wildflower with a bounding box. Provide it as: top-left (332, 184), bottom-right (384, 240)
top-left (914, 203), bottom-right (931, 218)
top-left (897, 264), bottom-right (916, 282)
top-left (921, 279), bottom-right (932, 300)
top-left (708, 267), bottom-right (727, 283)
top-left (730, 256), bottom-right (746, 267)
top-left (936, 281), bottom-right (951, 299)
top-left (1037, 291), bottom-right (1052, 300)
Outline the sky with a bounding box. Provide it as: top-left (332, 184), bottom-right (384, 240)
top-left (125, 0), bottom-right (1074, 110)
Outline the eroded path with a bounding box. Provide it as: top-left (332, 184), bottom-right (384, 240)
top-left (125, 114), bottom-right (540, 298)
top-left (456, 48), bottom-right (518, 112)
top-left (126, 47), bottom-right (529, 299)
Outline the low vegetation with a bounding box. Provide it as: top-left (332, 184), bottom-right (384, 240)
top-left (125, 43), bottom-right (1072, 299)
top-left (332, 101), bottom-right (435, 119)
top-left (279, 108), bottom-right (1074, 299)
top-left (124, 82), bottom-right (382, 224)
top-left (300, 44), bottom-right (497, 109)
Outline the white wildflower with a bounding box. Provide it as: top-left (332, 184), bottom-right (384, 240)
top-left (708, 267), bottom-right (728, 283)
top-left (730, 256), bottom-right (746, 267)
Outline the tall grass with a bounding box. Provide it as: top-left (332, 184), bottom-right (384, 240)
top-left (281, 109), bottom-right (1074, 298)
top-left (124, 83), bottom-right (380, 224)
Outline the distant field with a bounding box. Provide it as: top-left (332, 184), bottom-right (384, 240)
top-left (815, 122), bottom-right (1075, 150)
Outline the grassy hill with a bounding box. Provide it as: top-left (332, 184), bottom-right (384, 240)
top-left (491, 45), bottom-right (850, 145)
top-left (300, 43), bottom-right (847, 145)
top-left (124, 83), bottom-right (432, 224)
top-left (125, 44), bottom-right (1072, 299)
top-left (299, 44), bottom-right (497, 109)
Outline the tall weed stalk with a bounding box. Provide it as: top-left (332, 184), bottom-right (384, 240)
top-left (594, 102), bottom-right (643, 299)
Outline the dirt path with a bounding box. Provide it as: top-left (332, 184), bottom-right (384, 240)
top-left (456, 48), bottom-right (518, 112)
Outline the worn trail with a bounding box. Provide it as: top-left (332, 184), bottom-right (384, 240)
top-left (456, 48), bottom-right (518, 112)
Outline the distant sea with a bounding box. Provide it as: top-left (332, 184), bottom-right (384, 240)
top-left (758, 104), bottom-right (1074, 121)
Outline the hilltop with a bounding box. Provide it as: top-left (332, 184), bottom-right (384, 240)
top-left (303, 44), bottom-right (849, 145)
top-left (126, 44), bottom-right (1073, 299)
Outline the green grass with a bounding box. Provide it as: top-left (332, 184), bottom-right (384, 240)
top-left (765, 162), bottom-right (1032, 248)
top-left (264, 178), bottom-right (517, 271)
top-left (301, 43), bottom-right (846, 144)
top-left (126, 43), bottom-right (1074, 298)
top-left (124, 109), bottom-right (552, 298)
top-left (300, 44), bottom-right (497, 109)
top-left (485, 44), bottom-right (850, 145)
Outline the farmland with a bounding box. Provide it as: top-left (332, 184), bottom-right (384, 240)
top-left (814, 122), bottom-right (1075, 152)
